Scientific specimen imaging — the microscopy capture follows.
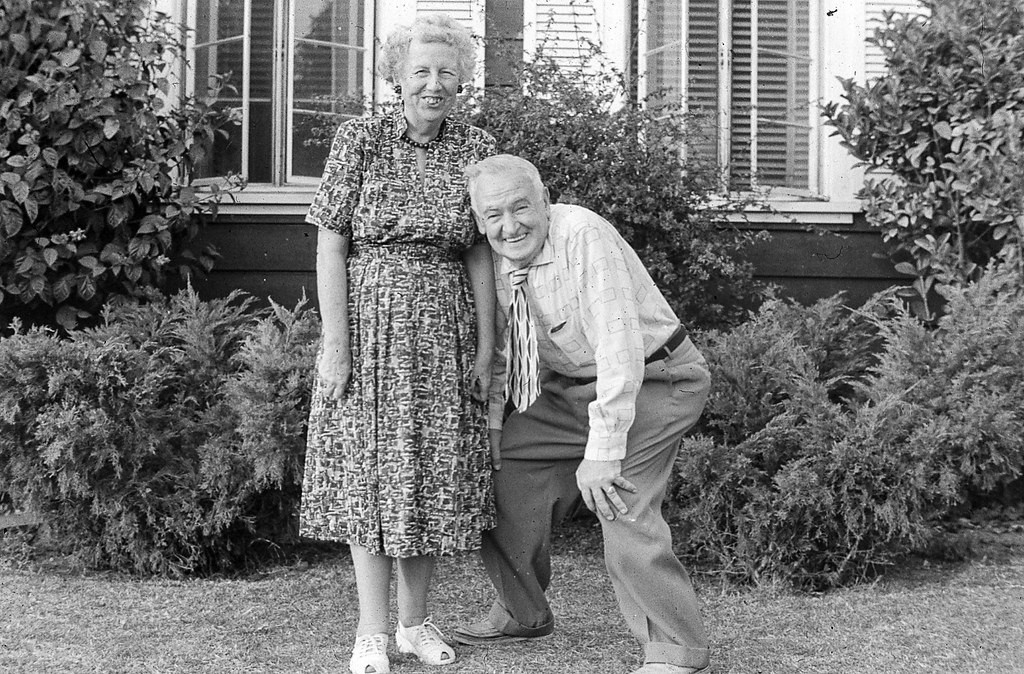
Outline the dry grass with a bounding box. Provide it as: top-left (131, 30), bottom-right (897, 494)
top-left (2, 524), bottom-right (1023, 674)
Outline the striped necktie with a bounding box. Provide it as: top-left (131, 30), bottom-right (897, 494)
top-left (506, 268), bottom-right (540, 413)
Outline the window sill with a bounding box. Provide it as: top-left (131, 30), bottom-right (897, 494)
top-left (217, 185), bottom-right (319, 217)
top-left (214, 186), bottom-right (865, 223)
top-left (734, 199), bottom-right (865, 226)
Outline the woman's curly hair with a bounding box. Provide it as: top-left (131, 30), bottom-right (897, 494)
top-left (378, 13), bottom-right (477, 84)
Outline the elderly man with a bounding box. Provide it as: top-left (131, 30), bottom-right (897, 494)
top-left (453, 154), bottom-right (712, 674)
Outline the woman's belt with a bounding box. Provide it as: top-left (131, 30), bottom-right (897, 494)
top-left (349, 241), bottom-right (458, 261)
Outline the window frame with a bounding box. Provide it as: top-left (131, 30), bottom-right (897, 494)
top-left (636, 0), bottom-right (823, 197)
top-left (182, 0), bottom-right (377, 187)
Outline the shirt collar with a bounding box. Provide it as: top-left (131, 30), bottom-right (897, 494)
top-left (497, 237), bottom-right (555, 276)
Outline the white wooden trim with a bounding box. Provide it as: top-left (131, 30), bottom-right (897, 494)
top-left (636, 0), bottom-right (649, 101)
top-left (717, 0), bottom-right (733, 187)
top-left (241, 0), bottom-right (252, 179)
top-left (807, 0), bottom-right (820, 194)
top-left (749, 0), bottom-right (759, 181)
top-left (593, 0), bottom-right (629, 75)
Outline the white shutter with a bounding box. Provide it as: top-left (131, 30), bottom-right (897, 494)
top-left (524, 0), bottom-right (598, 71)
top-left (865, 0), bottom-right (927, 81)
top-left (417, 0), bottom-right (482, 32)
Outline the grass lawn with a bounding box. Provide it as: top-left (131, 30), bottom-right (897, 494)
top-left (2, 521), bottom-right (1023, 674)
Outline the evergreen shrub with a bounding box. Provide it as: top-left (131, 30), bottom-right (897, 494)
top-left (0, 0), bottom-right (241, 331)
top-left (675, 264), bottom-right (1024, 588)
top-left (865, 258), bottom-right (1024, 504)
top-left (0, 286), bottom-right (319, 575)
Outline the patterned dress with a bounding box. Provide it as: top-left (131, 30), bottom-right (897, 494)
top-left (300, 113), bottom-right (496, 557)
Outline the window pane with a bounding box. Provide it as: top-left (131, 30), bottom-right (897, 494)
top-left (644, 0), bottom-right (684, 103)
top-left (246, 0), bottom-right (275, 183)
top-left (754, 0), bottom-right (811, 189)
top-left (193, 0), bottom-right (246, 178)
top-left (291, 0), bottom-right (367, 178)
top-left (730, 0), bottom-right (753, 187)
top-left (685, 0), bottom-right (720, 170)
top-left (677, 0), bottom-right (813, 191)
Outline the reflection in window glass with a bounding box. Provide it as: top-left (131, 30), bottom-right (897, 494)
top-left (291, 0), bottom-right (366, 178)
top-left (190, 0), bottom-right (369, 183)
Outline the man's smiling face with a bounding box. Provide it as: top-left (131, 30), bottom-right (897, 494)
top-left (471, 172), bottom-right (550, 269)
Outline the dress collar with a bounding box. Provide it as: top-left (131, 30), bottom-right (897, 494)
top-left (392, 111), bottom-right (446, 147)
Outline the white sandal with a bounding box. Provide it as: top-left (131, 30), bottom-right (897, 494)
top-left (395, 617), bottom-right (456, 666)
top-left (349, 633), bottom-right (390, 674)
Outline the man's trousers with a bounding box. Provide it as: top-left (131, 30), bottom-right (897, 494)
top-left (480, 339), bottom-right (712, 669)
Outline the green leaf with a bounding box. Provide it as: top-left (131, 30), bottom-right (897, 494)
top-left (103, 118), bottom-right (121, 139)
top-left (78, 275), bottom-right (97, 300)
top-left (59, 47), bottom-right (82, 68)
top-left (29, 275), bottom-right (46, 297)
top-left (43, 248), bottom-right (59, 268)
top-left (137, 214), bottom-right (166, 234)
top-left (23, 196), bottom-right (38, 223)
top-left (0, 202), bottom-right (24, 236)
top-left (11, 182), bottom-right (30, 203)
top-left (88, 39), bottom-right (109, 58)
top-left (15, 253), bottom-right (36, 275)
top-left (47, 30), bottom-right (68, 49)
top-left (53, 276), bottom-right (72, 303)
top-left (42, 148), bottom-right (60, 167)
top-left (933, 121), bottom-right (953, 140)
top-left (9, 34), bottom-right (29, 54)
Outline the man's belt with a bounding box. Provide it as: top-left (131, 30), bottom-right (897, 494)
top-left (644, 324), bottom-right (688, 364)
top-left (560, 324), bottom-right (690, 389)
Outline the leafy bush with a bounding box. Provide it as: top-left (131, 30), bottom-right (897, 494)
top-left (464, 50), bottom-right (765, 329)
top-left (0, 287), bottom-right (319, 575)
top-left (675, 272), bottom-right (1024, 588)
top-left (823, 0), bottom-right (1024, 318)
top-left (0, 0), bottom-right (241, 331)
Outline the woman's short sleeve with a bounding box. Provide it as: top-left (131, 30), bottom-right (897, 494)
top-left (306, 121), bottom-right (367, 235)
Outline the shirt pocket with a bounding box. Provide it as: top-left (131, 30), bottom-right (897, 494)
top-left (542, 314), bottom-right (592, 367)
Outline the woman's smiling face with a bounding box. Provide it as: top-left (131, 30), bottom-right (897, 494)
top-left (399, 39), bottom-right (460, 131)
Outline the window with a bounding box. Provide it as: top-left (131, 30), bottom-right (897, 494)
top-left (187, 0), bottom-right (374, 184)
top-left (639, 0), bottom-right (818, 194)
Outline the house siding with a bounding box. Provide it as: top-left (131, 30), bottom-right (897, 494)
top-left (191, 213), bottom-right (903, 312)
top-left (185, 0), bottom-right (916, 313)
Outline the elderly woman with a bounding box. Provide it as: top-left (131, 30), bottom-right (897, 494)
top-left (299, 13), bottom-right (497, 674)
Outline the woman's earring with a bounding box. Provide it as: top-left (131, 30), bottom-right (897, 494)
top-left (457, 85), bottom-right (464, 94)
top-left (394, 85), bottom-right (402, 94)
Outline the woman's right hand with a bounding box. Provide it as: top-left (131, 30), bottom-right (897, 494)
top-left (319, 343), bottom-right (351, 400)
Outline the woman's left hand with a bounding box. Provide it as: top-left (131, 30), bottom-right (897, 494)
top-left (470, 353), bottom-right (492, 402)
